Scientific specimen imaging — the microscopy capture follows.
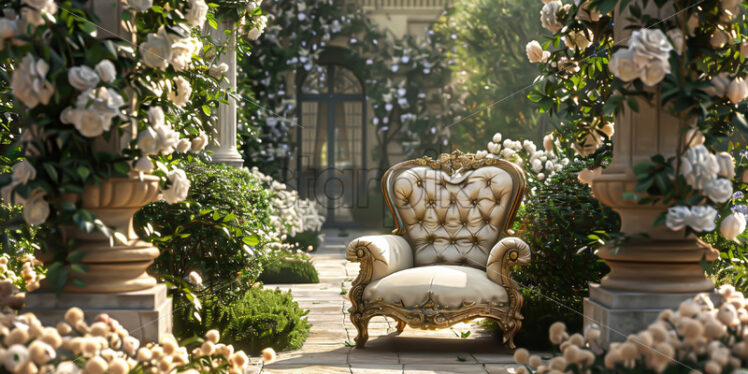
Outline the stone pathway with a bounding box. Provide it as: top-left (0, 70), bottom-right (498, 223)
top-left (261, 229), bottom-right (517, 374)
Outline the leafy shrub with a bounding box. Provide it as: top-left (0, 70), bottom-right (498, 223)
top-left (482, 288), bottom-right (581, 350)
top-left (517, 162), bottom-right (620, 301)
top-left (701, 228), bottom-right (748, 293)
top-left (259, 256), bottom-right (319, 284)
top-left (136, 161), bottom-right (275, 300)
top-left (175, 287), bottom-right (311, 355)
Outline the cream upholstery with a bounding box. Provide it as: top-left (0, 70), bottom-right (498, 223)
top-left (346, 235), bottom-right (413, 282)
top-left (387, 166), bottom-right (515, 269)
top-left (347, 152), bottom-right (530, 348)
top-left (363, 265), bottom-right (508, 309)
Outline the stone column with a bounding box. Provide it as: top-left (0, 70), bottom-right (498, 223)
top-left (207, 19), bottom-right (245, 167)
top-left (583, 0), bottom-right (717, 345)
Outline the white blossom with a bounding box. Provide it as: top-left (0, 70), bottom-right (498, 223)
top-left (727, 77), bottom-right (748, 105)
top-left (185, 0), bottom-right (208, 27)
top-left (609, 29), bottom-right (673, 86)
top-left (208, 63), bottom-right (229, 78)
top-left (685, 128), bottom-right (705, 147)
top-left (176, 138), bottom-right (191, 153)
top-left (137, 128), bottom-right (159, 155)
top-left (666, 205), bottom-right (717, 232)
top-left (162, 169), bottom-right (190, 204)
top-left (139, 27), bottom-right (171, 70)
top-left (704, 178), bottom-right (733, 203)
top-left (134, 157), bottom-right (154, 173)
top-left (147, 107), bottom-right (165, 128)
top-left (680, 145), bottom-right (720, 190)
top-left (4, 344), bottom-right (30, 372)
top-left (11, 160), bottom-right (36, 185)
top-left (191, 133), bottom-right (208, 152)
top-left (715, 152), bottom-right (736, 180)
top-left (127, 0), bottom-right (152, 11)
top-left (10, 54), bottom-right (54, 108)
top-left (564, 28), bottom-right (593, 51)
top-left (169, 76), bottom-right (192, 107)
top-left (540, 1), bottom-right (564, 33)
top-left (526, 41), bottom-right (550, 63)
top-left (667, 28), bottom-right (685, 54)
top-left (68, 66), bottom-right (100, 91)
top-left (94, 60), bottom-right (116, 83)
top-left (720, 213), bottom-right (746, 242)
top-left (704, 73), bottom-right (731, 97)
top-left (22, 188), bottom-right (49, 225)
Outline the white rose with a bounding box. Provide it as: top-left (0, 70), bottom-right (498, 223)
top-left (540, 1), bottom-right (564, 33)
top-left (188, 271), bottom-right (203, 286)
top-left (575, 0), bottom-right (602, 22)
top-left (94, 60), bottom-right (116, 83)
top-left (608, 49), bottom-right (640, 82)
top-left (571, 132), bottom-right (602, 157)
top-left (22, 188), bottom-right (49, 225)
top-left (526, 41), bottom-right (550, 63)
top-left (600, 123), bottom-right (614, 138)
top-left (185, 0), bottom-right (208, 27)
top-left (168, 76), bottom-right (192, 107)
top-left (704, 72), bottom-right (731, 97)
top-left (139, 28), bottom-right (171, 71)
top-left (147, 106), bottom-right (165, 127)
top-left (715, 152), bottom-right (736, 180)
top-left (666, 28), bottom-right (685, 54)
top-left (487, 142), bottom-right (500, 154)
top-left (68, 66), bottom-right (100, 91)
top-left (710, 30), bottom-right (729, 49)
top-left (10, 54), bottom-right (54, 108)
top-left (169, 37), bottom-right (194, 72)
top-left (163, 169), bottom-right (190, 204)
top-left (127, 0), bottom-right (152, 11)
top-left (492, 133), bottom-right (502, 143)
top-left (666, 206), bottom-right (691, 231)
top-left (543, 134), bottom-right (555, 152)
top-left (71, 87), bottom-right (122, 137)
top-left (208, 63), bottom-right (229, 78)
top-left (176, 138), bottom-right (191, 153)
top-left (704, 178), bottom-right (733, 203)
top-left (688, 206), bottom-right (717, 232)
top-left (134, 156), bottom-right (154, 172)
top-left (248, 27), bottom-right (262, 41)
top-left (137, 127), bottom-right (159, 155)
top-left (720, 213), bottom-right (746, 242)
top-left (4, 344), bottom-right (30, 372)
top-left (12, 160), bottom-right (36, 184)
top-left (475, 150), bottom-right (488, 159)
top-left (577, 167), bottom-right (602, 186)
top-left (640, 58), bottom-right (669, 87)
top-left (680, 145), bottom-right (719, 190)
top-left (685, 128), bottom-right (705, 147)
top-left (75, 110), bottom-right (108, 137)
top-left (0, 18), bottom-right (17, 39)
top-left (564, 29), bottom-right (593, 51)
top-left (191, 132), bottom-right (208, 152)
top-left (532, 159), bottom-right (543, 173)
top-left (628, 29), bottom-right (673, 62)
top-left (727, 77), bottom-right (748, 105)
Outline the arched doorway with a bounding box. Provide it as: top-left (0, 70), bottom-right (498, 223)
top-left (295, 64), bottom-right (367, 226)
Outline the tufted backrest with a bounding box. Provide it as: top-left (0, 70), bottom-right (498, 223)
top-left (383, 153), bottom-right (525, 270)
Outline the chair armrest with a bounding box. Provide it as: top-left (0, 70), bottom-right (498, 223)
top-left (346, 235), bottom-right (414, 284)
top-left (486, 237), bottom-right (531, 287)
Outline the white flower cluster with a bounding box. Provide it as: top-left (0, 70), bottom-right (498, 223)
top-left (60, 67), bottom-right (125, 138)
top-left (665, 131), bottom-right (744, 238)
top-left (609, 28), bottom-right (675, 87)
top-left (479, 132), bottom-right (570, 185)
top-left (248, 13), bottom-right (268, 41)
top-left (0, 307), bottom-right (261, 374)
top-left (139, 26), bottom-right (203, 73)
top-left (705, 72), bottom-right (748, 105)
top-left (247, 167), bottom-right (325, 237)
top-left (9, 54), bottom-right (54, 109)
top-left (514, 285), bottom-right (748, 374)
top-left (0, 255), bottom-right (42, 310)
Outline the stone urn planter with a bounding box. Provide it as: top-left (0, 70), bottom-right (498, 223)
top-left (26, 175), bottom-right (172, 342)
top-left (62, 174), bottom-right (162, 293)
top-left (583, 1), bottom-right (718, 344)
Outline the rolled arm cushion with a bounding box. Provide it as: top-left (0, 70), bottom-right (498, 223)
top-left (486, 237), bottom-right (531, 286)
top-left (346, 235), bottom-right (414, 283)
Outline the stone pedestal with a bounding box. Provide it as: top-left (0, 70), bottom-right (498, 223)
top-left (23, 284), bottom-right (172, 343)
top-left (207, 19), bottom-right (244, 167)
top-left (583, 284), bottom-right (708, 345)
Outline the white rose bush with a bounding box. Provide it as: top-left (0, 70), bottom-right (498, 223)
top-left (0, 0), bottom-right (264, 289)
top-left (523, 0), bottom-right (748, 246)
top-left (513, 285), bottom-right (748, 374)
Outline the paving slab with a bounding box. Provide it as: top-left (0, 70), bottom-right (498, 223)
top-left (403, 364), bottom-right (488, 373)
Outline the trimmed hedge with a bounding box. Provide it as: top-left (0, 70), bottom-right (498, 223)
top-left (259, 258), bottom-right (319, 284)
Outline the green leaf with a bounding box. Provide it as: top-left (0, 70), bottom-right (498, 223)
top-left (208, 18), bottom-right (218, 29)
top-left (202, 105), bottom-right (211, 115)
top-left (43, 163), bottom-right (58, 182)
top-left (77, 166), bottom-right (91, 180)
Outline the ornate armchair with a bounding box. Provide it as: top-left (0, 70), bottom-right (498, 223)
top-left (346, 151), bottom-right (531, 348)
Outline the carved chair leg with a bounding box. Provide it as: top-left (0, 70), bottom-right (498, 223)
top-left (501, 318), bottom-right (521, 349)
top-left (351, 313), bottom-right (371, 348)
top-left (395, 319), bottom-right (406, 333)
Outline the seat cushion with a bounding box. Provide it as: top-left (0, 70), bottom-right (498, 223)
top-left (363, 265), bottom-right (508, 309)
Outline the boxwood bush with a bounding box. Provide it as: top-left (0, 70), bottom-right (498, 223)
top-left (259, 255), bottom-right (319, 284)
top-left (175, 287), bottom-right (311, 355)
